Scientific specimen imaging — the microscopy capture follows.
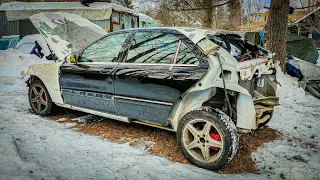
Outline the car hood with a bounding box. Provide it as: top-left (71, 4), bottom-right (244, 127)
top-left (29, 12), bottom-right (107, 60)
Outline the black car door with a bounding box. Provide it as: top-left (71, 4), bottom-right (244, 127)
top-left (60, 31), bottom-right (131, 114)
top-left (113, 29), bottom-right (208, 125)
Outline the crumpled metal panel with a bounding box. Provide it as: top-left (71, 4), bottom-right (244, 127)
top-left (29, 12), bottom-right (106, 60)
top-left (237, 93), bottom-right (256, 130)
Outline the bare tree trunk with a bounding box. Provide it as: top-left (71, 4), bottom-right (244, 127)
top-left (202, 1), bottom-right (213, 28)
top-left (266, 0), bottom-right (290, 71)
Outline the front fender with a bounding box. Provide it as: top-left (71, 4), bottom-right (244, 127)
top-left (21, 62), bottom-right (64, 104)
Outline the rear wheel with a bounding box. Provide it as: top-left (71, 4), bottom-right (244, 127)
top-left (177, 108), bottom-right (238, 171)
top-left (28, 80), bottom-right (57, 116)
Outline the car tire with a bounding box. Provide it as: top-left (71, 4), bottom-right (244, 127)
top-left (177, 107), bottom-right (238, 171)
top-left (258, 110), bottom-right (274, 128)
top-left (28, 80), bottom-right (57, 116)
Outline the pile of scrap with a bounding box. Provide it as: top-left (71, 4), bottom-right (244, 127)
top-left (287, 58), bottom-right (320, 99)
top-left (284, 32), bottom-right (320, 99)
top-left (305, 80), bottom-right (320, 99)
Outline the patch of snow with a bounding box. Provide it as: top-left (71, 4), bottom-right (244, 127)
top-left (120, 137), bottom-right (155, 151)
top-left (57, 118), bottom-right (67, 122)
top-left (63, 122), bottom-right (78, 128)
top-left (0, 49), bottom-right (51, 78)
top-left (252, 70), bottom-right (320, 179)
top-left (71, 115), bottom-right (97, 124)
top-left (16, 34), bottom-right (51, 57)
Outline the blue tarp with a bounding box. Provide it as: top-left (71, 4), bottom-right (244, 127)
top-left (312, 31), bottom-right (320, 42)
top-left (0, 35), bottom-right (20, 50)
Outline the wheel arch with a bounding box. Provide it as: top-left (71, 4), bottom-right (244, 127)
top-left (169, 87), bottom-right (217, 131)
top-left (27, 75), bottom-right (41, 86)
top-left (169, 86), bottom-right (256, 132)
top-left (22, 63), bottom-right (64, 104)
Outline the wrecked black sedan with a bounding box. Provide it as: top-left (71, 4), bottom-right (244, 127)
top-left (23, 12), bottom-right (279, 170)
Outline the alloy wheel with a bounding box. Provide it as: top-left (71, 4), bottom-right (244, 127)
top-left (182, 119), bottom-right (224, 163)
top-left (30, 85), bottom-right (48, 113)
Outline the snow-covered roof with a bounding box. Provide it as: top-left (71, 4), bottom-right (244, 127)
top-left (293, 7), bottom-right (320, 24)
top-left (137, 13), bottom-right (159, 25)
top-left (0, 1), bottom-right (134, 13)
top-left (0, 1), bottom-right (138, 21)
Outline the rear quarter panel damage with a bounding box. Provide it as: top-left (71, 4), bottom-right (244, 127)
top-left (169, 48), bottom-right (251, 131)
top-left (236, 93), bottom-right (256, 130)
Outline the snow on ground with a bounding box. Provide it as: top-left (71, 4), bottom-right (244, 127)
top-left (15, 34), bottom-right (51, 57)
top-left (252, 70), bottom-right (320, 179)
top-left (0, 48), bottom-right (319, 179)
top-left (0, 51), bottom-right (259, 180)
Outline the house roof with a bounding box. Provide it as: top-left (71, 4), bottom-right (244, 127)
top-left (137, 13), bottom-right (159, 25)
top-left (293, 7), bottom-right (320, 24)
top-left (0, 1), bottom-right (138, 21)
top-left (0, 1), bottom-right (134, 13)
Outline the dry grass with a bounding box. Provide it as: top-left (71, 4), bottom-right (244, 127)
top-left (48, 110), bottom-right (280, 174)
top-left (220, 126), bottom-right (280, 174)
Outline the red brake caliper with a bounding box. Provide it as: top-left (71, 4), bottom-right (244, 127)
top-left (43, 93), bottom-right (46, 101)
top-left (210, 133), bottom-right (221, 150)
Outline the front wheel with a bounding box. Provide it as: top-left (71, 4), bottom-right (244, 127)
top-left (28, 80), bottom-right (57, 116)
top-left (177, 108), bottom-right (238, 171)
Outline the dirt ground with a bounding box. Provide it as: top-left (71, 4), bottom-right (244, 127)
top-left (48, 109), bottom-right (280, 174)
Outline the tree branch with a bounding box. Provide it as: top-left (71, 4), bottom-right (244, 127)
top-left (165, 0), bottom-right (238, 11)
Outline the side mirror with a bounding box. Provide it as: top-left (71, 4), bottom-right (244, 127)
top-left (66, 54), bottom-right (77, 64)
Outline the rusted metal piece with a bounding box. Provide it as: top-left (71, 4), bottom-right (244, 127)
top-left (255, 104), bottom-right (273, 127)
top-left (258, 114), bottom-right (271, 124)
top-left (203, 44), bottom-right (220, 55)
top-left (255, 104), bottom-right (274, 116)
top-left (274, 60), bottom-right (280, 69)
top-left (254, 97), bottom-right (279, 106)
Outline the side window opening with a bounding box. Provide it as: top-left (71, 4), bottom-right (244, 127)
top-left (176, 41), bottom-right (199, 65)
top-left (80, 33), bottom-right (129, 63)
top-left (125, 32), bottom-right (179, 64)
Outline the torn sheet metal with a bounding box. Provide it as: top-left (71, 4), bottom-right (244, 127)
top-left (236, 58), bottom-right (275, 81)
top-left (173, 28), bottom-right (242, 45)
top-left (237, 93), bottom-right (256, 130)
top-left (29, 12), bottom-right (106, 60)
